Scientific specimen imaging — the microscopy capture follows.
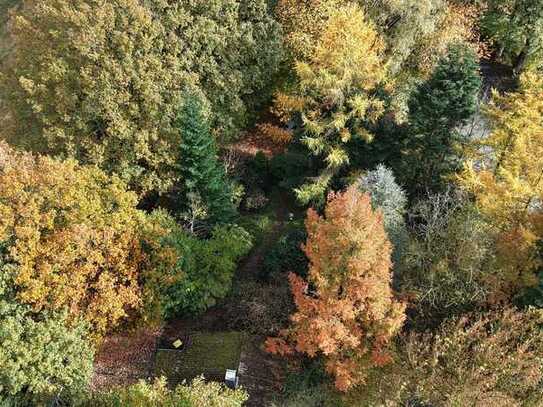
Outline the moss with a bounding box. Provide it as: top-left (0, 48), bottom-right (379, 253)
top-left (155, 332), bottom-right (244, 384)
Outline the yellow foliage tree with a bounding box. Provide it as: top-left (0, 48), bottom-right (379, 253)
top-left (0, 142), bottom-right (148, 337)
top-left (274, 2), bottom-right (386, 204)
top-left (458, 73), bottom-right (543, 300)
top-left (266, 186), bottom-right (405, 391)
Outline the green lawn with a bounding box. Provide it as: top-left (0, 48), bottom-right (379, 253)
top-left (154, 331), bottom-right (244, 385)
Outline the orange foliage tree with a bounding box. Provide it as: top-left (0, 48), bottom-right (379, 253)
top-left (266, 186), bottom-right (405, 391)
top-left (0, 142), bottom-right (148, 337)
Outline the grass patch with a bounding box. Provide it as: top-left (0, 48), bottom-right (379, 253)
top-left (154, 331), bottom-right (244, 384)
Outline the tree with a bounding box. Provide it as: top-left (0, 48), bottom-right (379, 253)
top-left (400, 189), bottom-right (493, 328)
top-left (266, 186), bottom-right (405, 391)
top-left (0, 262), bottom-right (93, 404)
top-left (0, 142), bottom-right (148, 337)
top-left (358, 165), bottom-right (408, 267)
top-left (0, 0), bottom-right (282, 196)
top-left (346, 308), bottom-right (543, 406)
top-left (458, 72), bottom-right (543, 301)
top-left (400, 44), bottom-right (481, 195)
top-left (176, 95), bottom-right (236, 224)
top-left (274, 3), bottom-right (386, 205)
top-left (481, 0), bottom-right (543, 73)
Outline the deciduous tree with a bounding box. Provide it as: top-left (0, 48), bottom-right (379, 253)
top-left (266, 186), bottom-right (405, 391)
top-left (0, 262), bottom-right (93, 404)
top-left (1, 0), bottom-right (282, 195)
top-left (358, 165), bottom-right (408, 266)
top-left (458, 72), bottom-right (543, 300)
top-left (0, 142), bottom-right (148, 337)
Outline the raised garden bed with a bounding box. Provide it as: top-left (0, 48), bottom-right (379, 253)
top-left (154, 331), bottom-right (244, 385)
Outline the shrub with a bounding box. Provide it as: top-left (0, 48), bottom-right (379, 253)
top-left (400, 190), bottom-right (492, 328)
top-left (147, 213), bottom-right (253, 317)
top-left (243, 189), bottom-right (270, 212)
top-left (348, 308), bottom-right (543, 406)
top-left (262, 225), bottom-right (308, 280)
top-left (269, 150), bottom-right (314, 190)
top-left (80, 377), bottom-right (248, 407)
top-left (246, 151), bottom-right (272, 191)
top-left (225, 277), bottom-right (294, 336)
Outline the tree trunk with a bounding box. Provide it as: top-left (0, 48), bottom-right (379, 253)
top-left (513, 37), bottom-right (531, 75)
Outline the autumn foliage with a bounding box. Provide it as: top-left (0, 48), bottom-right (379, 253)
top-left (266, 186), bottom-right (405, 391)
top-left (458, 73), bottom-right (543, 300)
top-left (0, 142), bottom-right (148, 337)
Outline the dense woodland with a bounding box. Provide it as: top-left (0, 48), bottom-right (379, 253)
top-left (1, 0), bottom-right (543, 406)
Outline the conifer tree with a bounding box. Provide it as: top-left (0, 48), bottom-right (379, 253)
top-left (358, 165), bottom-right (408, 266)
top-left (401, 45), bottom-right (481, 196)
top-left (176, 96), bottom-right (235, 224)
top-left (266, 186), bottom-right (405, 391)
top-left (274, 3), bottom-right (386, 206)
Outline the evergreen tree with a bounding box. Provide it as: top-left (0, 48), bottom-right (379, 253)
top-left (401, 45), bottom-right (481, 196)
top-left (358, 165), bottom-right (408, 267)
top-left (176, 96), bottom-right (235, 224)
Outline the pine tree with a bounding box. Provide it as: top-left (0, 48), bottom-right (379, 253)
top-left (401, 44), bottom-right (481, 196)
top-left (176, 96), bottom-right (235, 224)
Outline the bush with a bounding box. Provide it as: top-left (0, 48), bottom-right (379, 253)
top-left (261, 224), bottom-right (308, 280)
top-left (243, 189), bottom-right (270, 212)
top-left (348, 308), bottom-right (543, 406)
top-left (147, 213), bottom-right (253, 317)
top-left (269, 150), bottom-right (314, 190)
top-left (246, 151), bottom-right (272, 191)
top-left (80, 377), bottom-right (248, 407)
top-left (225, 277), bottom-right (294, 336)
top-left (273, 360), bottom-right (343, 407)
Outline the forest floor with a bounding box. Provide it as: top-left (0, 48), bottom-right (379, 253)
top-left (92, 189), bottom-right (297, 405)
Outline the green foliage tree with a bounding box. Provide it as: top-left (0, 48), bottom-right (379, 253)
top-left (146, 211), bottom-right (252, 317)
top-left (0, 0), bottom-right (282, 196)
top-left (176, 95), bottom-right (236, 224)
top-left (358, 165), bottom-right (408, 266)
top-left (400, 45), bottom-right (481, 195)
top-left (0, 262), bottom-right (93, 405)
top-left (481, 0), bottom-right (543, 73)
